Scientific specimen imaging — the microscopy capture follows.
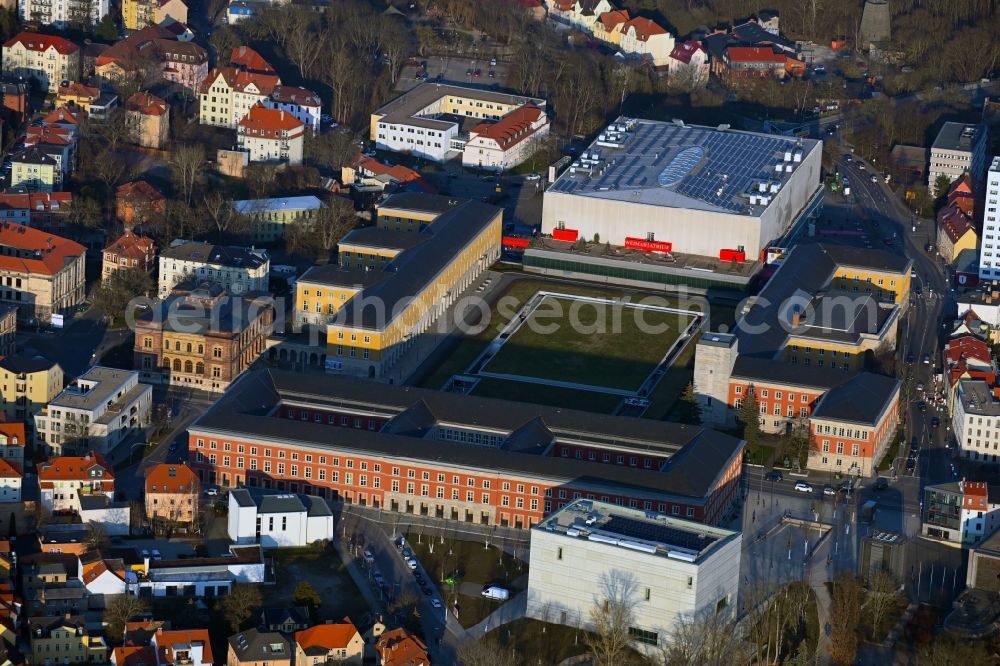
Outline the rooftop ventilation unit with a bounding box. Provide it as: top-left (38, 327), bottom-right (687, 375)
top-left (793, 151), bottom-right (803, 163)
top-left (785, 164), bottom-right (793, 173)
top-left (758, 182), bottom-right (768, 193)
top-left (783, 150), bottom-right (793, 161)
top-left (770, 182), bottom-right (780, 193)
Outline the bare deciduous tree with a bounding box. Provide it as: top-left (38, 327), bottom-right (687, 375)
top-left (285, 197), bottom-right (358, 262)
top-left (829, 572), bottom-right (861, 666)
top-left (660, 601), bottom-right (750, 666)
top-left (105, 595), bottom-right (149, 641)
top-left (865, 570), bottom-right (901, 639)
top-left (169, 144), bottom-right (205, 207)
top-left (457, 637), bottom-right (520, 666)
top-left (584, 571), bottom-right (639, 666)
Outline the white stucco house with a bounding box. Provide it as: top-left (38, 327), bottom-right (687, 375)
top-left (228, 490), bottom-right (334, 548)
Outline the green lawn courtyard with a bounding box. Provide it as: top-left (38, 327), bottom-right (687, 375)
top-left (481, 295), bottom-right (695, 391)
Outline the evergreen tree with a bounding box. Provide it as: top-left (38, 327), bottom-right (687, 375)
top-left (739, 387), bottom-right (761, 449)
top-left (677, 381), bottom-right (702, 425)
top-left (95, 14), bottom-right (118, 42)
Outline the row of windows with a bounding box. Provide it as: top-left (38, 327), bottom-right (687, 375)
top-left (821, 441), bottom-right (861, 456)
top-left (815, 424), bottom-right (871, 440)
top-left (735, 385), bottom-right (810, 403)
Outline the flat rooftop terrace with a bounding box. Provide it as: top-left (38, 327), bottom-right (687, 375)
top-left (524, 236), bottom-right (760, 279)
top-left (536, 498), bottom-right (739, 563)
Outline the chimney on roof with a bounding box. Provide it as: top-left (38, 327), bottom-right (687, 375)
top-left (791, 306), bottom-right (801, 327)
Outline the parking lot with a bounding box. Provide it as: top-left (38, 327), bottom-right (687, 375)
top-left (396, 55), bottom-right (512, 93)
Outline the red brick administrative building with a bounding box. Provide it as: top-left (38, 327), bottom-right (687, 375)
top-left (189, 370), bottom-right (746, 528)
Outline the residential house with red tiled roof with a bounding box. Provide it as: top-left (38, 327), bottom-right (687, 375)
top-left (547, 0), bottom-right (615, 32)
top-left (125, 92), bottom-right (170, 149)
top-left (152, 629), bottom-right (214, 666)
top-left (229, 46), bottom-right (275, 75)
top-left (937, 202), bottom-right (977, 265)
top-left (199, 67), bottom-right (281, 129)
top-left (1, 33), bottom-right (80, 93)
top-left (948, 171), bottom-right (976, 216)
top-left (103, 230), bottom-right (157, 282)
top-left (237, 105), bottom-right (304, 165)
top-left (0, 422), bottom-right (26, 465)
top-left (463, 104), bottom-right (550, 172)
top-left (620, 16), bottom-right (674, 67)
top-left (0, 459), bottom-right (21, 502)
top-left (374, 627), bottom-right (429, 666)
top-left (720, 46), bottom-right (790, 80)
top-left (341, 155), bottom-right (435, 194)
top-left (0, 222), bottom-right (85, 323)
top-left (668, 40), bottom-right (709, 86)
top-left (56, 83), bottom-right (101, 113)
top-left (944, 335), bottom-right (996, 411)
top-left (593, 9), bottom-right (629, 46)
top-left (96, 24), bottom-right (207, 94)
top-left (117, 180), bottom-right (167, 227)
top-left (37, 453), bottom-right (114, 513)
top-left (0, 192), bottom-right (72, 230)
top-left (80, 553), bottom-right (127, 597)
top-left (144, 463), bottom-right (199, 528)
top-left (113, 645), bottom-right (157, 666)
top-left (293, 621), bottom-right (364, 666)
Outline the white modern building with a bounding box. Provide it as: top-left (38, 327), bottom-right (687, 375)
top-left (17, 0), bottom-right (110, 31)
top-left (158, 240), bottom-right (270, 298)
top-left (541, 117), bottom-right (823, 260)
top-left (526, 499), bottom-right (741, 654)
top-left (228, 490), bottom-right (334, 548)
top-left (34, 367), bottom-right (152, 457)
top-left (129, 545), bottom-right (264, 597)
top-left (371, 83), bottom-right (548, 168)
top-left (928, 122), bottom-right (989, 190)
top-left (953, 379), bottom-right (1000, 463)
top-left (980, 156), bottom-right (1000, 279)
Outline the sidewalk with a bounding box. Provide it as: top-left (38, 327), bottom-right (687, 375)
top-left (463, 590), bottom-right (527, 638)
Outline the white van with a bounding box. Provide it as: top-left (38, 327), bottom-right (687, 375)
top-left (481, 585), bottom-right (510, 601)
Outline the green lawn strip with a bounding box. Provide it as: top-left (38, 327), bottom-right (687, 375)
top-left (471, 378), bottom-right (622, 413)
top-left (483, 296), bottom-right (690, 390)
top-left (418, 278), bottom-right (672, 389)
top-left (406, 535), bottom-right (527, 629)
top-left (644, 329), bottom-right (701, 420)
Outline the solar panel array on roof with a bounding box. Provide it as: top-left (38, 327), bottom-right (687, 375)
top-left (603, 515), bottom-right (719, 552)
top-left (549, 118), bottom-right (814, 214)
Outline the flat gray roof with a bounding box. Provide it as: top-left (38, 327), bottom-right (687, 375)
top-left (547, 117), bottom-right (819, 215)
top-left (231, 196), bottom-right (324, 215)
top-left (50, 367), bottom-right (139, 412)
top-left (932, 122), bottom-right (984, 153)
top-left (535, 498), bottom-right (739, 562)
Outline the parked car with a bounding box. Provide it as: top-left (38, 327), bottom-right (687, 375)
top-left (363, 549), bottom-right (374, 565)
top-left (481, 585), bottom-right (510, 601)
top-left (794, 482), bottom-right (814, 493)
top-left (923, 353), bottom-right (931, 365)
top-left (822, 484), bottom-right (836, 496)
top-left (906, 352), bottom-right (915, 363)
top-left (870, 174), bottom-right (878, 183)
top-left (431, 598), bottom-right (443, 608)
top-left (766, 470), bottom-right (783, 482)
top-left (873, 477), bottom-right (889, 491)
top-left (930, 417), bottom-right (940, 428)
top-left (405, 557), bottom-right (418, 570)
top-left (204, 487), bottom-right (219, 496)
top-left (524, 173), bottom-right (541, 181)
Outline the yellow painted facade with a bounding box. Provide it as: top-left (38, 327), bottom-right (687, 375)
top-left (324, 207), bottom-right (502, 374)
top-left (337, 243), bottom-right (401, 269)
top-left (0, 361), bottom-right (63, 421)
top-left (295, 282), bottom-right (362, 320)
top-left (831, 266), bottom-right (911, 307)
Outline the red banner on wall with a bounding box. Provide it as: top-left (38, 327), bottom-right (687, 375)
top-left (552, 228), bottom-right (579, 242)
top-left (502, 236), bottom-right (530, 249)
top-left (624, 237), bottom-right (672, 253)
